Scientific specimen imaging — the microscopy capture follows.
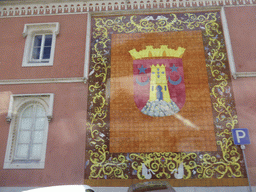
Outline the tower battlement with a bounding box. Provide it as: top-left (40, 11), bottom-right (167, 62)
top-left (129, 45), bottom-right (186, 60)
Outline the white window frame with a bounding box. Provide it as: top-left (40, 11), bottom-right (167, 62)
top-left (4, 93), bottom-right (54, 169)
top-left (22, 23), bottom-right (60, 67)
top-left (30, 33), bottom-right (53, 63)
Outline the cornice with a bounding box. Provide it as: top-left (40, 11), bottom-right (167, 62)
top-left (0, 77), bottom-right (87, 85)
top-left (1, 0), bottom-right (256, 17)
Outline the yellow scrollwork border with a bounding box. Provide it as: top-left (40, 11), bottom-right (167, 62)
top-left (86, 11), bottom-right (244, 181)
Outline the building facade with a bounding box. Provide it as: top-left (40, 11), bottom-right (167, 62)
top-left (0, 0), bottom-right (256, 191)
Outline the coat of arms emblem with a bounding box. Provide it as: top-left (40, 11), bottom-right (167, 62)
top-left (129, 45), bottom-right (186, 117)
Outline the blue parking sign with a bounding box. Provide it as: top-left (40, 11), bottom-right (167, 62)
top-left (232, 128), bottom-right (251, 145)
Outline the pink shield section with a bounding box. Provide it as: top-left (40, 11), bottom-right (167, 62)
top-left (133, 58), bottom-right (186, 112)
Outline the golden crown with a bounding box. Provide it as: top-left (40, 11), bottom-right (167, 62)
top-left (129, 45), bottom-right (186, 60)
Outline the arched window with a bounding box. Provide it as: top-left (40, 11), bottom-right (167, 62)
top-left (4, 94), bottom-right (54, 169)
top-left (14, 103), bottom-right (47, 161)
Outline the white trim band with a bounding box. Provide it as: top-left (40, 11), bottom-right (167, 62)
top-left (220, 7), bottom-right (237, 78)
top-left (84, 13), bottom-right (91, 80)
top-left (0, 77), bottom-right (87, 85)
top-left (233, 72), bottom-right (256, 79)
top-left (1, 0), bottom-right (256, 17)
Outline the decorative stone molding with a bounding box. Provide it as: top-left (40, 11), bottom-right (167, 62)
top-left (1, 0), bottom-right (256, 17)
top-left (6, 93), bottom-right (54, 123)
top-left (0, 77), bottom-right (87, 85)
top-left (22, 22), bottom-right (60, 38)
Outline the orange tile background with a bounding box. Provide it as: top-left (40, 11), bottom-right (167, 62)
top-left (109, 31), bottom-right (217, 153)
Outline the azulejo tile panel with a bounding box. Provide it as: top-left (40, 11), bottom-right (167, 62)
top-left (85, 11), bottom-right (247, 186)
top-left (109, 31), bottom-right (217, 154)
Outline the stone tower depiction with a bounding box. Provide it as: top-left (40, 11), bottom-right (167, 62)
top-left (149, 64), bottom-right (172, 103)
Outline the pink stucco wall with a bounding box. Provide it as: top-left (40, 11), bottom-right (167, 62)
top-left (231, 78), bottom-right (256, 185)
top-left (0, 13), bottom-right (89, 186)
top-left (0, 14), bottom-right (87, 79)
top-left (225, 6), bottom-right (256, 72)
top-left (0, 83), bottom-right (88, 186)
top-left (225, 6), bottom-right (256, 185)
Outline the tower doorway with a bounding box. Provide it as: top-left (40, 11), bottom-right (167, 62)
top-left (156, 85), bottom-right (163, 100)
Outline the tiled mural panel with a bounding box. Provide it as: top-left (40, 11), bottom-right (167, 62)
top-left (110, 31), bottom-right (216, 153)
top-left (85, 11), bottom-right (248, 187)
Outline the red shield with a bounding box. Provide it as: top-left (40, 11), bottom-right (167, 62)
top-left (133, 58), bottom-right (186, 117)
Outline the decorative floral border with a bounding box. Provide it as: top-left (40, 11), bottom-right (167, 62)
top-left (85, 11), bottom-right (246, 181)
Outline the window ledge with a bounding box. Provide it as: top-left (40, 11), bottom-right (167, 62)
top-left (3, 162), bottom-right (45, 169)
top-left (22, 62), bottom-right (53, 67)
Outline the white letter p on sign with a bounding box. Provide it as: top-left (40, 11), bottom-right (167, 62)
top-left (236, 130), bottom-right (246, 143)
